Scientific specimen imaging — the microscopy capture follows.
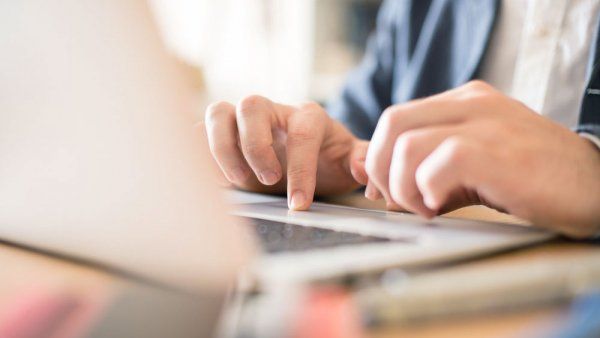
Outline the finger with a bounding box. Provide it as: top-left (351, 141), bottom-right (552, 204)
top-left (365, 81), bottom-right (494, 203)
top-left (349, 140), bottom-right (369, 185)
top-left (204, 101), bottom-right (251, 184)
top-left (373, 185), bottom-right (402, 211)
top-left (196, 121), bottom-right (233, 187)
top-left (368, 184), bottom-right (402, 211)
top-left (385, 202), bottom-right (406, 212)
top-left (379, 81), bottom-right (496, 134)
top-left (286, 103), bottom-right (328, 210)
top-left (236, 95), bottom-right (283, 186)
top-left (415, 136), bottom-right (487, 211)
top-left (365, 181), bottom-right (382, 200)
top-left (388, 126), bottom-right (462, 217)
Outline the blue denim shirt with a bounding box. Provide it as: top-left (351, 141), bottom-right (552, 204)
top-left (328, 0), bottom-right (600, 141)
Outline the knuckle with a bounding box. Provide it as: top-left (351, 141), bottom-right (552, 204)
top-left (241, 142), bottom-right (269, 157)
top-left (381, 106), bottom-right (400, 125)
top-left (460, 81), bottom-right (499, 105)
top-left (206, 101), bottom-right (231, 114)
top-left (443, 137), bottom-right (469, 163)
top-left (205, 101), bottom-right (232, 123)
top-left (287, 165), bottom-right (309, 178)
top-left (376, 106), bottom-right (403, 136)
top-left (415, 166), bottom-right (435, 193)
top-left (288, 126), bottom-right (315, 143)
top-left (287, 165), bottom-right (314, 184)
top-left (394, 132), bottom-right (422, 161)
top-left (293, 103), bottom-right (329, 127)
top-left (297, 101), bottom-right (324, 114)
top-left (464, 80), bottom-right (492, 92)
top-left (238, 94), bottom-right (266, 117)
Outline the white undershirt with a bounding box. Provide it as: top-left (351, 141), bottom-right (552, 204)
top-left (479, 0), bottom-right (600, 149)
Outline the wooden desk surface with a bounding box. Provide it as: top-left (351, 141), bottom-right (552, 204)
top-left (0, 193), bottom-right (597, 337)
top-left (366, 242), bottom-right (580, 338)
top-left (324, 194), bottom-right (598, 337)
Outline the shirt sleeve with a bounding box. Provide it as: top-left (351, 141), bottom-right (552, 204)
top-left (580, 133), bottom-right (600, 151)
top-left (578, 130), bottom-right (600, 237)
top-left (577, 124), bottom-right (600, 150)
top-left (326, 0), bottom-right (401, 140)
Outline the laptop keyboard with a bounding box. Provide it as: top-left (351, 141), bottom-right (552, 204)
top-left (246, 217), bottom-right (392, 253)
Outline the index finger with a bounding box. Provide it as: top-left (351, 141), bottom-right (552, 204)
top-left (286, 103), bottom-right (328, 210)
top-left (365, 81), bottom-right (495, 207)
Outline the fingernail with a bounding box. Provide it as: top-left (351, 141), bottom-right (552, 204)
top-left (426, 209), bottom-right (439, 219)
top-left (259, 170), bottom-right (280, 185)
top-left (423, 194), bottom-right (438, 210)
top-left (365, 185), bottom-right (376, 200)
top-left (386, 202), bottom-right (403, 212)
top-left (229, 167), bottom-right (247, 182)
top-left (290, 191), bottom-right (306, 210)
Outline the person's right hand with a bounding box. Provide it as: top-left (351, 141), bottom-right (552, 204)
top-left (204, 95), bottom-right (369, 210)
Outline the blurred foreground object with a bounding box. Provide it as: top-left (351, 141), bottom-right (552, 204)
top-left (0, 1), bottom-right (255, 335)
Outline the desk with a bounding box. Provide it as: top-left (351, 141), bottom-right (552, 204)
top-left (367, 243), bottom-right (579, 338)
top-left (319, 194), bottom-right (597, 337)
top-left (0, 193), bottom-right (597, 337)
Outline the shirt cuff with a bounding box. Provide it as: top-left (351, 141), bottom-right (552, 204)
top-left (579, 132), bottom-right (600, 151)
top-left (578, 133), bottom-right (600, 238)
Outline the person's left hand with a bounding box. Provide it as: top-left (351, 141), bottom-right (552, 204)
top-left (364, 81), bottom-right (600, 237)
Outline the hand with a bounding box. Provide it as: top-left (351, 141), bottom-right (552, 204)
top-left (204, 95), bottom-right (369, 210)
top-left (365, 81), bottom-right (600, 237)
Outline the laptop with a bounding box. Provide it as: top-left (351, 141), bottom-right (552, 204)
top-left (0, 0), bottom-right (553, 303)
top-left (230, 191), bottom-right (553, 284)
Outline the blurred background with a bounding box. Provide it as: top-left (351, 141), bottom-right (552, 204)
top-left (148, 0), bottom-right (383, 115)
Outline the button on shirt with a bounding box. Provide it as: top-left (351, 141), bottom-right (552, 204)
top-left (479, 0), bottom-right (600, 149)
